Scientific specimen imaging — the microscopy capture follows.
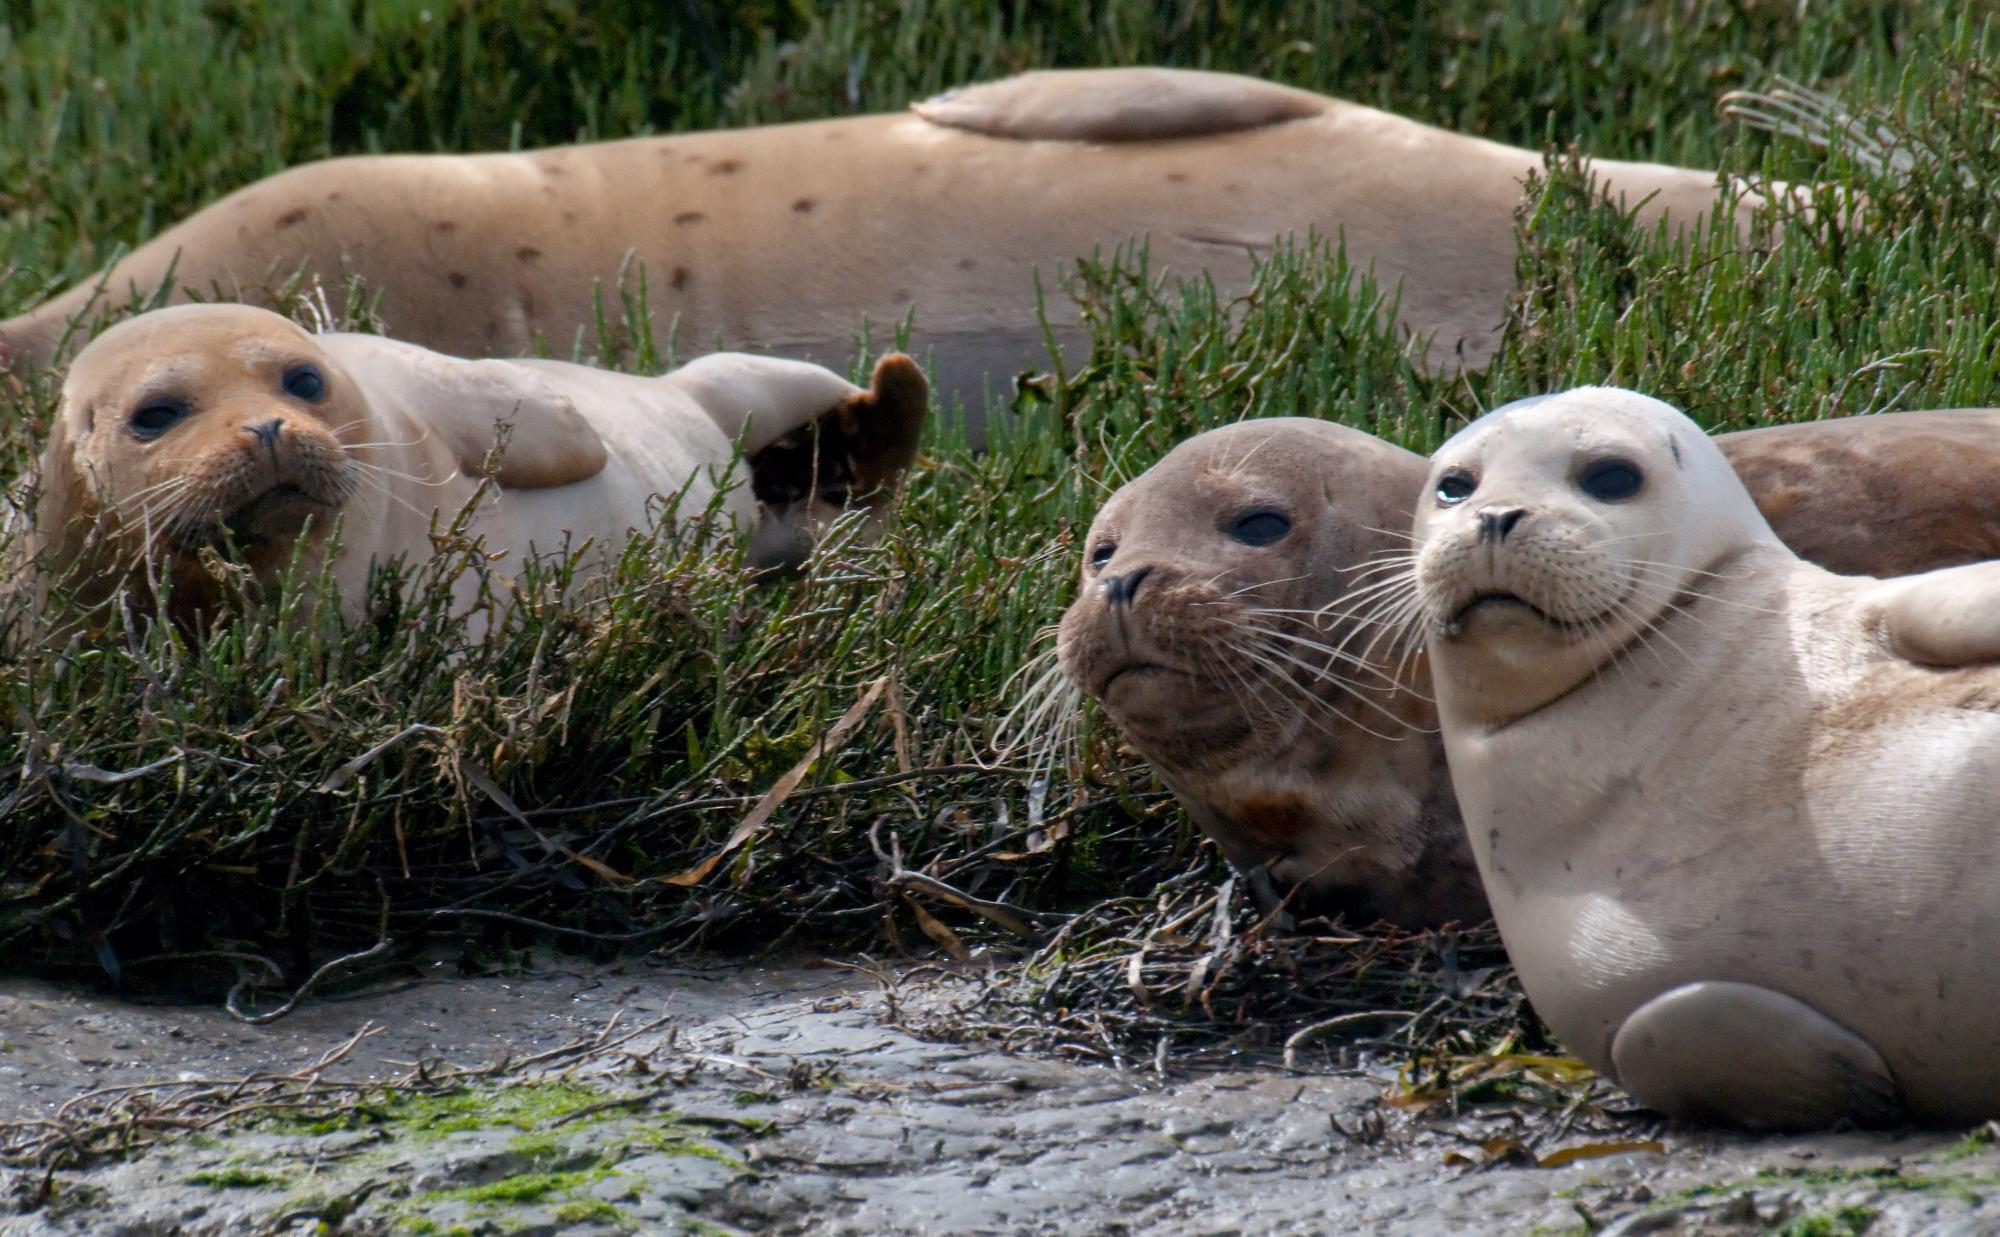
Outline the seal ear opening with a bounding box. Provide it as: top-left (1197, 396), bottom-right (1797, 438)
top-left (744, 354), bottom-right (928, 571)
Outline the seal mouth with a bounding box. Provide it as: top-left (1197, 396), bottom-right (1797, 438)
top-left (171, 484), bottom-right (339, 552)
top-left (1097, 661), bottom-right (1179, 697)
top-left (1444, 590), bottom-right (1575, 634)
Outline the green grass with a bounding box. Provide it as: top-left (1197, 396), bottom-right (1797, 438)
top-left (1, 0), bottom-right (1998, 1006)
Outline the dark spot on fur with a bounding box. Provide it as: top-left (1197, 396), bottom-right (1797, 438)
top-left (671, 267), bottom-right (690, 290)
top-left (434, 220), bottom-right (458, 233)
top-left (1236, 796), bottom-right (1315, 845)
top-left (824, 131), bottom-right (845, 141)
top-left (448, 272), bottom-right (469, 289)
top-left (674, 211), bottom-right (706, 225)
top-left (911, 162), bottom-right (929, 175)
top-left (893, 289), bottom-right (911, 302)
top-left (274, 208), bottom-right (309, 229)
top-left (1670, 436), bottom-right (1684, 467)
top-left (957, 257), bottom-right (975, 270)
top-left (561, 211), bottom-right (577, 225)
top-left (709, 158), bottom-right (742, 175)
top-left (1224, 181), bottom-right (1241, 192)
top-left (792, 198), bottom-right (816, 213)
top-left (1166, 171), bottom-right (1188, 183)
top-left (324, 191), bottom-right (343, 202)
top-left (516, 246), bottom-right (541, 262)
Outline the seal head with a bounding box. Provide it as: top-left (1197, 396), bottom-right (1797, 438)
top-left (1057, 418), bottom-right (1477, 927)
top-left (40, 304), bottom-right (365, 613)
top-left (1413, 386), bottom-right (1780, 723)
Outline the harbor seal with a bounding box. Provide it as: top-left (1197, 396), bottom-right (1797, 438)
top-left (1, 67), bottom-right (1768, 427)
top-left (1055, 408), bottom-right (2000, 928)
top-left (1411, 387), bottom-right (2000, 1128)
top-left (29, 304), bottom-right (926, 628)
top-left (1054, 419), bottom-right (1472, 928)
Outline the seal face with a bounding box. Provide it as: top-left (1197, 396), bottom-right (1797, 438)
top-left (1055, 419), bottom-right (1477, 928)
top-left (1413, 387), bottom-right (2000, 1128)
top-left (42, 307), bottom-right (366, 613)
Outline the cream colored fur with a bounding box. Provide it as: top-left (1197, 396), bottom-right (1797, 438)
top-left (2, 68), bottom-right (1768, 430)
top-left (34, 304), bottom-right (923, 631)
top-left (1414, 387), bottom-right (2000, 1127)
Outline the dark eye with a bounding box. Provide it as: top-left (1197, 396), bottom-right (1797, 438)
top-left (1436, 469), bottom-right (1478, 506)
top-left (282, 363), bottom-right (325, 402)
top-left (1088, 540), bottom-right (1116, 571)
top-left (129, 398), bottom-right (188, 439)
top-left (1228, 508), bottom-right (1291, 546)
top-left (1578, 458), bottom-right (1644, 502)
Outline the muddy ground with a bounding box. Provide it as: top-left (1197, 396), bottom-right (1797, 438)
top-left (2, 957), bottom-right (1996, 1235)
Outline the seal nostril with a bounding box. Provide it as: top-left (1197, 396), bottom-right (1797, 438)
top-left (1478, 507), bottom-right (1527, 543)
top-left (1103, 566), bottom-right (1154, 607)
top-left (246, 419), bottom-right (284, 447)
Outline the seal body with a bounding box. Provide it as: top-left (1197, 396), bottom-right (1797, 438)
top-left (1058, 408), bottom-right (2000, 929)
top-left (2, 68), bottom-right (1763, 425)
top-left (1413, 387), bottom-right (2000, 1127)
top-left (33, 304), bottom-right (926, 629)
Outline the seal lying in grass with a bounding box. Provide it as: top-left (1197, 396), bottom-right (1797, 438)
top-left (1048, 407), bottom-right (2000, 928)
top-left (30, 303), bottom-right (927, 629)
top-left (1, 67), bottom-right (1773, 427)
top-left (1411, 387), bottom-right (2000, 1128)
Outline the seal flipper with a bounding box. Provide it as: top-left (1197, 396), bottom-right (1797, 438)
top-left (723, 353), bottom-right (928, 570)
top-left (1609, 981), bottom-right (1902, 1129)
top-left (345, 341), bottom-right (611, 489)
top-left (1861, 560), bottom-right (2000, 667)
top-left (912, 68), bottom-right (1327, 143)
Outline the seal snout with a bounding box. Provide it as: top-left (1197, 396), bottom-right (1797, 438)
top-left (1476, 506), bottom-right (1526, 543)
top-left (1099, 565), bottom-right (1153, 608)
top-left (245, 418), bottom-right (285, 448)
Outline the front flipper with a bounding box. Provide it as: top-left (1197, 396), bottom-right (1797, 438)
top-left (343, 337), bottom-right (609, 489)
top-left (1610, 981), bottom-right (1902, 1129)
top-left (912, 67), bottom-right (1327, 142)
top-left (1860, 561), bottom-right (2000, 667)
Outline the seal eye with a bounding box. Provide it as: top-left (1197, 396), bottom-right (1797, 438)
top-left (282, 363), bottom-right (325, 402)
top-left (1436, 469), bottom-right (1478, 506)
top-left (1578, 458), bottom-right (1644, 502)
top-left (129, 398), bottom-right (188, 440)
top-left (1228, 508), bottom-right (1291, 546)
top-left (1088, 540), bottom-right (1116, 572)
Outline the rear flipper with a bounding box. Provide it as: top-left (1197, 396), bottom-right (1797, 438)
top-left (743, 353), bottom-right (928, 570)
top-left (1861, 560), bottom-right (2000, 667)
top-left (1610, 981), bottom-right (1902, 1130)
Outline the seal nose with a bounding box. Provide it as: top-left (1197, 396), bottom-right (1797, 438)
top-left (1101, 566), bottom-right (1154, 608)
top-left (246, 418), bottom-right (284, 448)
top-left (1477, 507), bottom-right (1527, 544)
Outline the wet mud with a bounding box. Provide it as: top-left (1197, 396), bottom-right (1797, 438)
top-left (3, 959), bottom-right (1997, 1235)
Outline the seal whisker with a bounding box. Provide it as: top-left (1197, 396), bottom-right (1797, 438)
top-left (1233, 638), bottom-right (1415, 741)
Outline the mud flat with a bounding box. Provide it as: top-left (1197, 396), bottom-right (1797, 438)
top-left (2, 958), bottom-right (1997, 1235)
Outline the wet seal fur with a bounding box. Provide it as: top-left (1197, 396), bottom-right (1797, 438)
top-left (1056, 408), bottom-right (2000, 929)
top-left (3, 68), bottom-right (1769, 426)
top-left (1413, 387), bottom-right (2000, 1128)
top-left (30, 304), bottom-right (926, 629)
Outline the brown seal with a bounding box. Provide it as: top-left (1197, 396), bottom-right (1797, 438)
top-left (1412, 386), bottom-right (2000, 1128)
top-left (30, 304), bottom-right (926, 630)
top-left (2, 68), bottom-right (1771, 430)
top-left (1053, 406), bottom-right (2000, 928)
